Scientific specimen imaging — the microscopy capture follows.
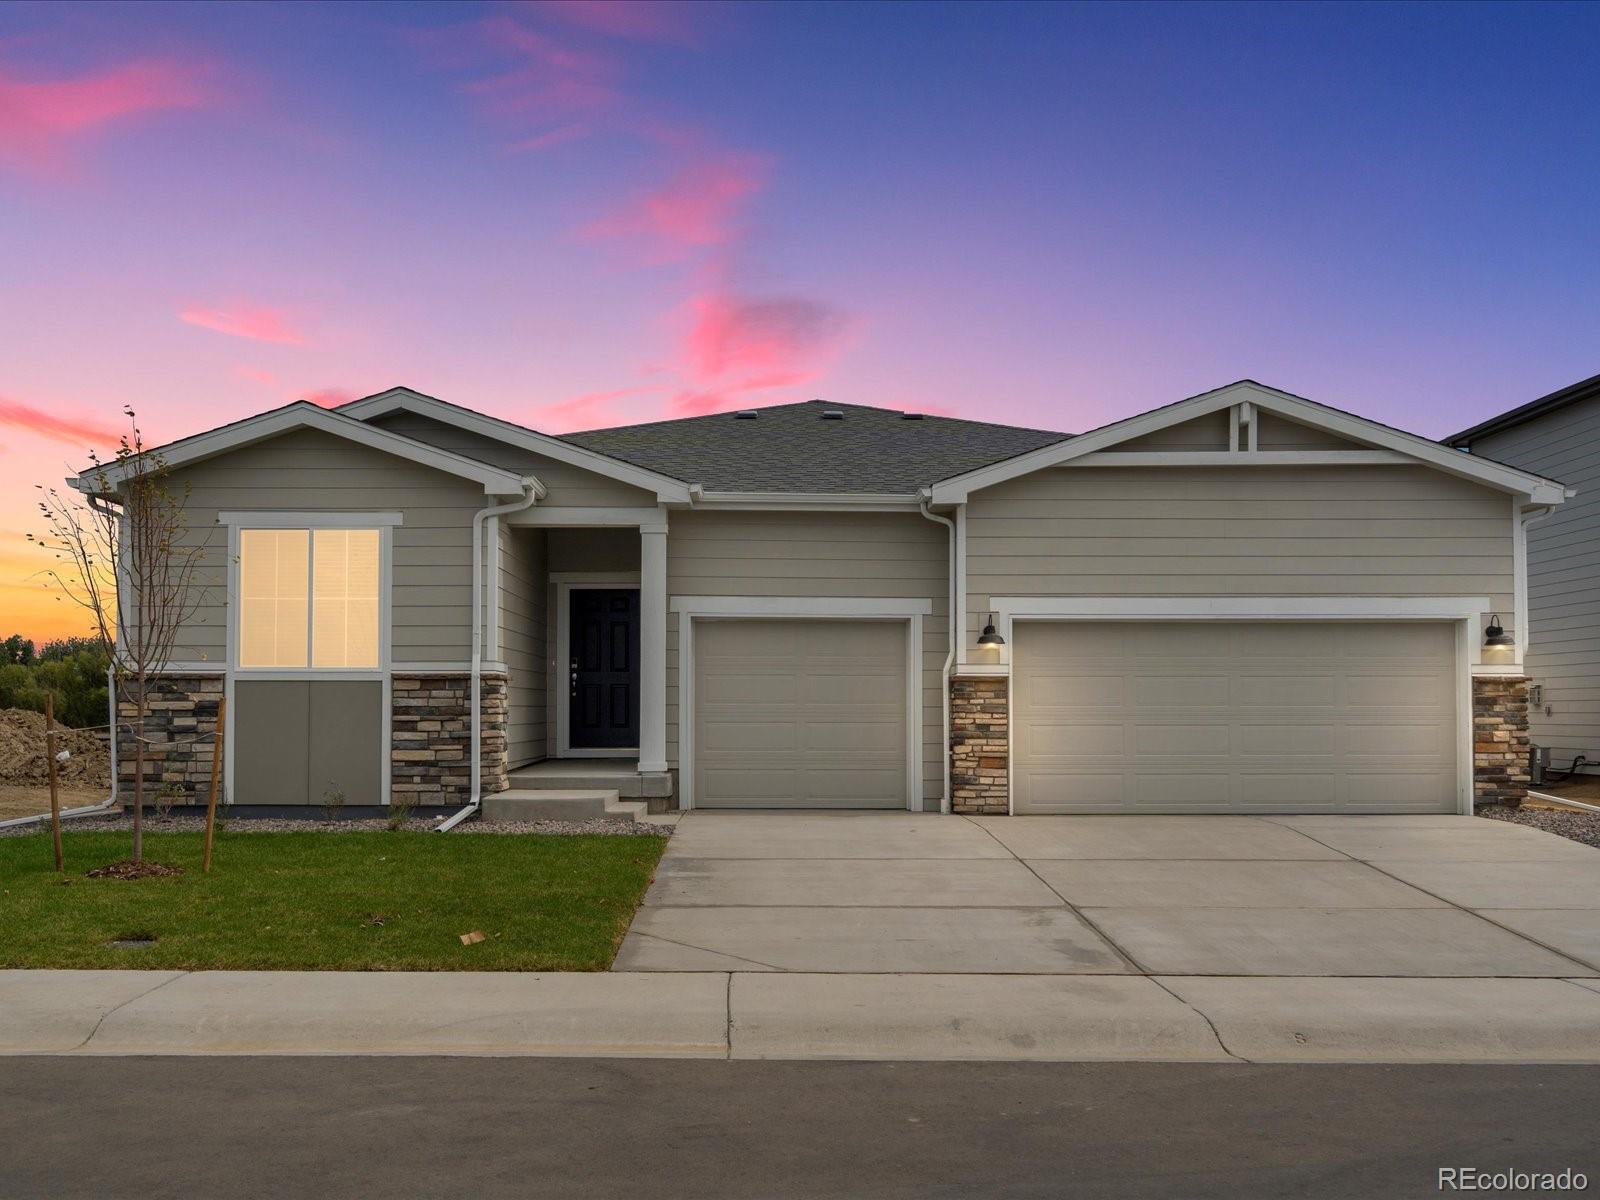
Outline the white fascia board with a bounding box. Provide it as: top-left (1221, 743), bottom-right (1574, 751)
top-left (671, 596), bottom-right (933, 617)
top-left (928, 381), bottom-right (1570, 504)
top-left (992, 596), bottom-right (1492, 620)
top-left (217, 511), bottom-right (404, 527)
top-left (74, 402), bottom-right (538, 498)
top-left (691, 491), bottom-right (924, 511)
top-left (506, 505), bottom-right (668, 533)
top-left (339, 389), bottom-right (692, 503)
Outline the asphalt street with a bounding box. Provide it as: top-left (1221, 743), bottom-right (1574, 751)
top-left (2, 1057), bottom-right (1597, 1198)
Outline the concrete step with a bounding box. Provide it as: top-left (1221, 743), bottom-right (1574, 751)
top-left (507, 769), bottom-right (673, 799)
top-left (483, 789), bottom-right (637, 822)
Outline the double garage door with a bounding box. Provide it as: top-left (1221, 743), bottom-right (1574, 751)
top-left (1012, 621), bottom-right (1460, 814)
top-left (694, 620), bottom-right (908, 808)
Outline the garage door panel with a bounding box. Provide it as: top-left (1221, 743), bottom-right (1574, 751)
top-left (695, 619), bottom-right (907, 808)
top-left (1014, 621), bottom-right (1458, 814)
top-left (1129, 675), bottom-right (1230, 707)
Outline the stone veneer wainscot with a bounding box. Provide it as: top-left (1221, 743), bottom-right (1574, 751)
top-left (950, 676), bottom-right (1009, 815)
top-left (390, 672), bottom-right (509, 805)
top-left (116, 673), bottom-right (225, 799)
top-left (1472, 675), bottom-right (1531, 808)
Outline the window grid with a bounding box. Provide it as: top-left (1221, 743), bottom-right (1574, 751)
top-left (238, 527), bottom-right (382, 671)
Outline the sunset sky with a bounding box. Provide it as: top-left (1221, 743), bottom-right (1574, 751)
top-left (3, 0), bottom-right (1598, 641)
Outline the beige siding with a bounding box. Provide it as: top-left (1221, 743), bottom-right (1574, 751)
top-left (964, 464), bottom-right (1514, 649)
top-left (1255, 411), bottom-right (1365, 450)
top-left (666, 510), bottom-right (949, 810)
top-left (161, 427), bottom-right (485, 663)
top-left (370, 412), bottom-right (659, 507)
top-left (548, 528), bottom-right (638, 574)
top-left (500, 526), bottom-right (546, 766)
top-left (1119, 409), bottom-right (1230, 450)
top-left (1467, 397), bottom-right (1600, 764)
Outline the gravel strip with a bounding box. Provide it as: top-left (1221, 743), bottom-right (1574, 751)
top-left (1479, 803), bottom-right (1600, 849)
top-left (0, 813), bottom-right (669, 838)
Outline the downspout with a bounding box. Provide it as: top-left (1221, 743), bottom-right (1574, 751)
top-left (438, 480), bottom-right (539, 832)
top-left (919, 491), bottom-right (957, 814)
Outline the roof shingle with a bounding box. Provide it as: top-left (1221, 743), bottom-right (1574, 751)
top-left (559, 400), bottom-right (1071, 493)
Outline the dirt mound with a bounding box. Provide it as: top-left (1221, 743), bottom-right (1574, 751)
top-left (0, 708), bottom-right (111, 787)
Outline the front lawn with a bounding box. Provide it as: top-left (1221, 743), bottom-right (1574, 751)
top-left (0, 831), bottom-right (664, 971)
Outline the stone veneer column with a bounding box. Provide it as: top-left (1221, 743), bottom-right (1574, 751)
top-left (391, 672), bottom-right (508, 806)
top-left (950, 676), bottom-right (1008, 814)
top-left (1472, 675), bottom-right (1530, 808)
top-left (116, 673), bottom-right (225, 802)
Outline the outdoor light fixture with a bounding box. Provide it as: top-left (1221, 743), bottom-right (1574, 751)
top-left (977, 613), bottom-right (1005, 647)
top-left (1484, 614), bottom-right (1514, 648)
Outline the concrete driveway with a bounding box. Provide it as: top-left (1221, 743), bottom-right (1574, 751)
top-left (615, 812), bottom-right (1600, 978)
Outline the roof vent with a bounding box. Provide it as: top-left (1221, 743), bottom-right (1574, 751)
top-left (734, 409), bottom-right (759, 419)
top-left (901, 411), bottom-right (924, 420)
top-left (820, 409), bottom-right (845, 420)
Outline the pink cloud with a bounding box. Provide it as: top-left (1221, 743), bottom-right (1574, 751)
top-left (0, 58), bottom-right (208, 176)
top-left (235, 366), bottom-right (278, 387)
top-left (532, 385), bottom-right (660, 431)
top-left (298, 389), bottom-right (354, 409)
top-left (580, 155), bottom-right (768, 264)
top-left (180, 305), bottom-right (305, 345)
top-left (684, 292), bottom-right (848, 380)
top-left (428, 14), bottom-right (622, 148)
top-left (506, 122), bottom-right (591, 154)
top-left (536, 1), bottom-right (703, 47)
top-left (0, 395), bottom-right (121, 448)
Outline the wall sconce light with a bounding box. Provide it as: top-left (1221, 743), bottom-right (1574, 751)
top-left (1484, 614), bottom-right (1514, 648)
top-left (977, 613), bottom-right (1005, 647)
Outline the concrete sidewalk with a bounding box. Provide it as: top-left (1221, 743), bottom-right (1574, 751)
top-left (6, 967), bottom-right (1600, 1063)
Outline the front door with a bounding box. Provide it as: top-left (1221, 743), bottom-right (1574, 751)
top-left (569, 588), bottom-right (640, 749)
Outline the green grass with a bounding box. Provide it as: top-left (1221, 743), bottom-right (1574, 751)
top-left (0, 831), bottom-right (664, 971)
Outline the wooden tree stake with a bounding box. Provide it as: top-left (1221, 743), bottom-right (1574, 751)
top-left (202, 696), bottom-right (226, 873)
top-left (45, 692), bottom-right (63, 873)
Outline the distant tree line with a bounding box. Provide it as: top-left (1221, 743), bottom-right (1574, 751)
top-left (0, 635), bottom-right (111, 728)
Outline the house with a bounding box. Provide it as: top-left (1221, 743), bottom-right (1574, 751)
top-left (1449, 371), bottom-right (1600, 783)
top-left (77, 380), bottom-right (1569, 817)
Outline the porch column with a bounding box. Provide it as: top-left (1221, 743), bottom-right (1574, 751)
top-left (638, 519), bottom-right (669, 773)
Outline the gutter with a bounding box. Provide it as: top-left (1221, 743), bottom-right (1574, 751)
top-left (918, 491), bottom-right (956, 814)
top-left (438, 481), bottom-right (540, 832)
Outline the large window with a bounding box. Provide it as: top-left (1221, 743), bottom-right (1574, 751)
top-left (239, 528), bottom-right (381, 669)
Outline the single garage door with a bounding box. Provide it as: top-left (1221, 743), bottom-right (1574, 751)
top-left (694, 619), bottom-right (908, 808)
top-left (1013, 621), bottom-right (1459, 814)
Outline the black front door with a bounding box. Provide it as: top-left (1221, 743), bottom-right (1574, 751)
top-left (569, 588), bottom-right (640, 749)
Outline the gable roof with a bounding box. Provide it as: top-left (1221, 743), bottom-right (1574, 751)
top-left (561, 400), bottom-right (1071, 494)
top-left (72, 401), bottom-right (538, 498)
top-left (338, 387), bottom-right (693, 503)
top-left (927, 380), bottom-right (1570, 505)
top-left (1446, 370), bottom-right (1600, 446)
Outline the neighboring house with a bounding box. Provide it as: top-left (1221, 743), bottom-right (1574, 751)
top-left (77, 380), bottom-right (1568, 817)
top-left (1449, 371), bottom-right (1600, 780)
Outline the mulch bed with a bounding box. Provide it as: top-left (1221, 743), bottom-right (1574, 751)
top-left (84, 859), bottom-right (186, 880)
top-left (1478, 803), bottom-right (1600, 849)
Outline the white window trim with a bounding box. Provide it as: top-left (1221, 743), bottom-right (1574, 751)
top-left (553, 574), bottom-right (643, 759)
top-left (671, 596), bottom-right (931, 811)
top-left (218, 511), bottom-right (403, 528)
top-left (994, 595), bottom-right (1483, 817)
top-left (223, 516), bottom-right (395, 808)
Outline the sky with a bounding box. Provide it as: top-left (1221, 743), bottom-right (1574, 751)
top-left (3, 0), bottom-right (1598, 641)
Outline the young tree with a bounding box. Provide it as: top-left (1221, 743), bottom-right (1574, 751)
top-left (32, 409), bottom-right (208, 865)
